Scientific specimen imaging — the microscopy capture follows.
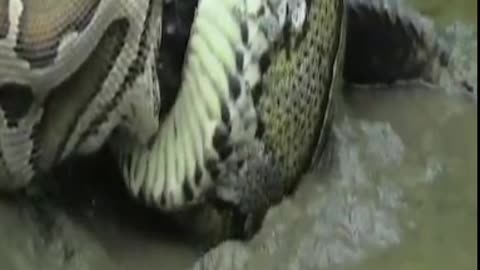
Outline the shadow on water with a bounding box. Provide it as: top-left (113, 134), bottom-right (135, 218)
top-left (0, 0), bottom-right (476, 270)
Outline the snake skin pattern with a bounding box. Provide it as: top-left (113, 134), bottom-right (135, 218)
top-left (115, 0), bottom-right (451, 219)
top-left (0, 0), bottom-right (163, 190)
top-left (168, 0), bottom-right (455, 241)
top-left (113, 0), bottom-right (316, 211)
top-left (0, 0), bottom-right (455, 237)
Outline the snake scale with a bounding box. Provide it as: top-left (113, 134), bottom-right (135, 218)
top-left (0, 0), bottom-right (457, 239)
top-left (0, 0), bottom-right (163, 190)
top-left (0, 0), bottom-right (320, 208)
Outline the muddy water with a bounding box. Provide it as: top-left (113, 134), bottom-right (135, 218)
top-left (192, 86), bottom-right (476, 270)
top-left (412, 0), bottom-right (477, 25)
top-left (336, 87), bottom-right (477, 270)
top-left (347, 2), bottom-right (478, 268)
top-left (0, 1), bottom-right (477, 270)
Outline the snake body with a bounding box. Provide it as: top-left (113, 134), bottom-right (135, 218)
top-left (111, 0), bottom-right (345, 214)
top-left (116, 0), bottom-right (450, 221)
top-left (0, 0), bottom-right (163, 189)
top-left (0, 0), bottom-right (457, 239)
top-left (113, 0), bottom-right (319, 211)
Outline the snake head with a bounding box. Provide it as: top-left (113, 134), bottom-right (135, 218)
top-left (209, 148), bottom-right (285, 240)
